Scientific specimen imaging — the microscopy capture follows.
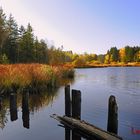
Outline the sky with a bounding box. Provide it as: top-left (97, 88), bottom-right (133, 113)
top-left (1, 0), bottom-right (140, 54)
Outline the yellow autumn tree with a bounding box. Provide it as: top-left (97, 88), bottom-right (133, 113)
top-left (104, 54), bottom-right (110, 64)
top-left (119, 48), bottom-right (126, 63)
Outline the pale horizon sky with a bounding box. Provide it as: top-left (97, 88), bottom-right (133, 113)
top-left (1, 0), bottom-right (140, 54)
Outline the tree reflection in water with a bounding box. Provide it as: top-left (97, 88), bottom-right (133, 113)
top-left (0, 77), bottom-right (74, 129)
top-left (0, 88), bottom-right (59, 129)
top-left (0, 104), bottom-right (8, 129)
top-left (10, 94), bottom-right (18, 121)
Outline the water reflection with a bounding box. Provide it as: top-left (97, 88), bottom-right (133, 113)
top-left (72, 131), bottom-right (81, 140)
top-left (0, 97), bottom-right (2, 111)
top-left (29, 89), bottom-right (59, 113)
top-left (0, 88), bottom-right (59, 129)
top-left (64, 127), bottom-right (82, 140)
top-left (22, 92), bottom-right (30, 129)
top-left (65, 127), bottom-right (70, 140)
top-left (64, 127), bottom-right (93, 140)
top-left (0, 106), bottom-right (7, 129)
top-left (10, 94), bottom-right (18, 121)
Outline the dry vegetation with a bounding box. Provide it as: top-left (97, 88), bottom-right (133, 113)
top-left (0, 64), bottom-right (74, 94)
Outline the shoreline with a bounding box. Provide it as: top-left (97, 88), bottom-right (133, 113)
top-left (74, 63), bottom-right (140, 68)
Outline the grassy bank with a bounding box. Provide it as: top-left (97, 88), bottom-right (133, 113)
top-left (0, 64), bottom-right (74, 94)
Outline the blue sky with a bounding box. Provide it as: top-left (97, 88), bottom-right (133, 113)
top-left (1, 0), bottom-right (140, 54)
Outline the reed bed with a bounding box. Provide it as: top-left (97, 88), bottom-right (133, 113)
top-left (0, 64), bottom-right (74, 94)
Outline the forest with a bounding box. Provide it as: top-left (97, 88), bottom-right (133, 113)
top-left (0, 7), bottom-right (140, 67)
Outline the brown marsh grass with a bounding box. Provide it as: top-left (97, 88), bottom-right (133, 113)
top-left (0, 64), bottom-right (74, 94)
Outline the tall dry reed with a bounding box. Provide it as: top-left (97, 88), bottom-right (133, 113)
top-left (0, 64), bottom-right (74, 94)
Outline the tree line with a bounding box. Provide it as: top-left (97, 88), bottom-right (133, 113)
top-left (0, 7), bottom-right (66, 64)
top-left (0, 7), bottom-right (140, 65)
top-left (65, 46), bottom-right (140, 66)
top-left (104, 46), bottom-right (140, 64)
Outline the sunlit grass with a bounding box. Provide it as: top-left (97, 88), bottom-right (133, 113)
top-left (0, 64), bottom-right (74, 94)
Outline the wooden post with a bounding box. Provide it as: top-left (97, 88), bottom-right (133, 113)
top-left (65, 127), bottom-right (71, 140)
top-left (22, 92), bottom-right (30, 129)
top-left (10, 93), bottom-right (18, 121)
top-left (65, 85), bottom-right (71, 117)
top-left (107, 95), bottom-right (118, 134)
top-left (72, 89), bottom-right (81, 140)
top-left (72, 89), bottom-right (81, 120)
top-left (65, 85), bottom-right (71, 140)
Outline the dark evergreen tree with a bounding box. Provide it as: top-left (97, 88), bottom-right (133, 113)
top-left (133, 46), bottom-right (140, 62)
top-left (125, 46), bottom-right (134, 62)
top-left (109, 47), bottom-right (119, 62)
top-left (18, 23), bottom-right (35, 63)
top-left (0, 7), bottom-right (7, 57)
top-left (3, 14), bottom-right (19, 63)
top-left (38, 39), bottom-right (48, 63)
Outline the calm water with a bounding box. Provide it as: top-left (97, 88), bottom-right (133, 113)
top-left (0, 67), bottom-right (140, 140)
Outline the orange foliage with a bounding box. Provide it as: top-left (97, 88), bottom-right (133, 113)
top-left (0, 64), bottom-right (74, 93)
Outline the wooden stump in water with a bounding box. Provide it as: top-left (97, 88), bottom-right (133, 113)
top-left (72, 89), bottom-right (81, 120)
top-left (72, 89), bottom-right (81, 140)
top-left (65, 85), bottom-right (71, 117)
top-left (107, 95), bottom-right (118, 134)
top-left (65, 85), bottom-right (71, 140)
top-left (65, 126), bottom-right (71, 140)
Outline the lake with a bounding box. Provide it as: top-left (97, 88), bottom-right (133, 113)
top-left (0, 67), bottom-right (140, 140)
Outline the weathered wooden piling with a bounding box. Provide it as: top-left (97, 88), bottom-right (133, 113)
top-left (107, 95), bottom-right (118, 134)
top-left (72, 89), bottom-right (81, 140)
top-left (10, 93), bottom-right (18, 121)
top-left (22, 92), bottom-right (30, 129)
top-left (72, 131), bottom-right (81, 140)
top-left (65, 85), bottom-right (71, 117)
top-left (72, 89), bottom-right (81, 120)
top-left (65, 127), bottom-right (71, 140)
top-left (65, 85), bottom-right (71, 140)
